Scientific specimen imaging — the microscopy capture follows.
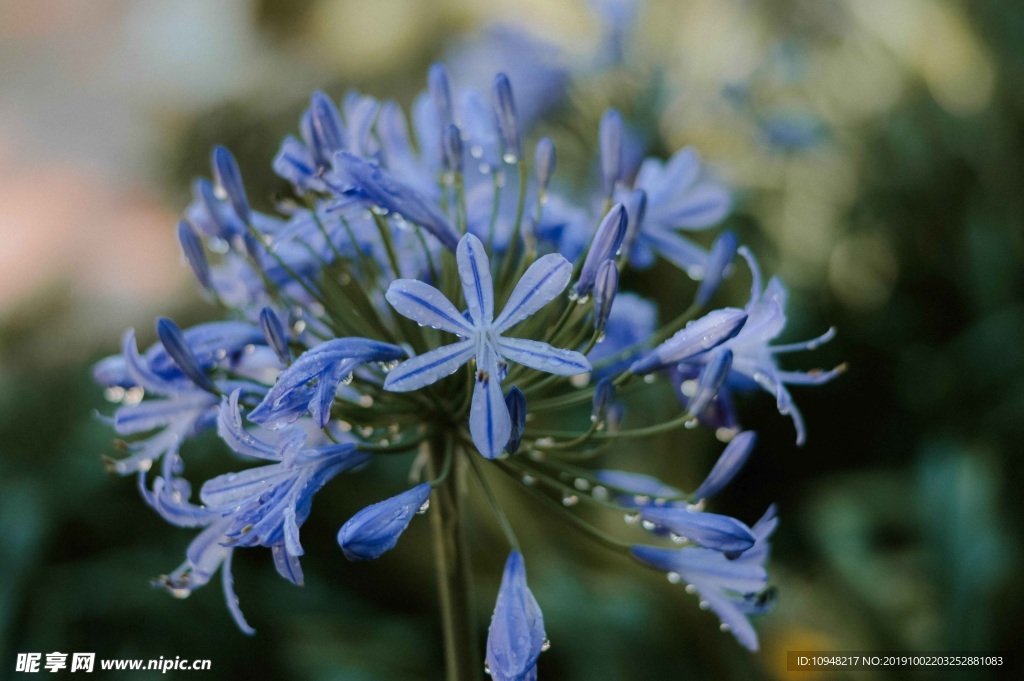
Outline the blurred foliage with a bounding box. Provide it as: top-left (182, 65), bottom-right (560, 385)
top-left (2, 0), bottom-right (1023, 679)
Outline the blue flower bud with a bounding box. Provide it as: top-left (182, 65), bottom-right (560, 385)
top-left (620, 188), bottom-right (647, 258)
top-left (492, 73), bottom-right (522, 163)
top-left (687, 348), bottom-right (732, 415)
top-left (593, 259), bottom-right (619, 334)
top-left (177, 220), bottom-right (211, 291)
top-left (591, 377), bottom-right (615, 423)
top-left (692, 430), bottom-right (756, 501)
top-left (630, 308), bottom-right (747, 374)
top-left (486, 552), bottom-right (546, 681)
top-left (337, 483), bottom-right (432, 561)
top-left (309, 91), bottom-right (345, 166)
top-left (505, 387), bottom-right (526, 454)
top-left (156, 318), bottom-right (219, 394)
top-left (576, 204), bottom-right (627, 297)
top-left (212, 146), bottom-right (250, 225)
top-left (442, 123), bottom-right (463, 173)
top-left (535, 136), bottom-right (556, 193)
top-left (694, 231), bottom-right (738, 307)
top-left (639, 506), bottom-right (756, 553)
top-left (259, 307), bottom-right (290, 365)
top-left (600, 109), bottom-right (623, 196)
top-left (428, 63), bottom-right (454, 130)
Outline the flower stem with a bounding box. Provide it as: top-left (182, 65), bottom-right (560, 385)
top-left (426, 436), bottom-right (480, 681)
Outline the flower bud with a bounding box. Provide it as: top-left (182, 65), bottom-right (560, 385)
top-left (212, 146), bottom-right (250, 225)
top-left (505, 387), bottom-right (527, 454)
top-left (535, 136), bottom-right (556, 193)
top-left (576, 204), bottom-right (627, 297)
top-left (177, 220), bottom-right (212, 291)
top-left (337, 483), bottom-right (432, 561)
top-left (492, 73), bottom-right (521, 163)
top-left (692, 430), bottom-right (756, 501)
top-left (591, 377), bottom-right (615, 423)
top-left (593, 260), bottom-right (619, 334)
top-left (630, 308), bottom-right (746, 374)
top-left (600, 109), bottom-right (624, 196)
top-left (259, 307), bottom-right (290, 365)
top-left (687, 348), bottom-right (732, 415)
top-left (156, 317), bottom-right (218, 394)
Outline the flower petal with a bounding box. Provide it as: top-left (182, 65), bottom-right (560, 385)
top-left (457, 233), bottom-right (494, 326)
top-left (486, 552), bottom-right (546, 681)
top-left (493, 253), bottom-right (572, 333)
top-left (692, 431), bottom-right (756, 501)
top-left (383, 340), bottom-right (475, 392)
top-left (469, 353), bottom-right (512, 459)
top-left (386, 279), bottom-right (473, 336)
top-left (639, 507), bottom-right (756, 553)
top-left (496, 337), bottom-right (590, 376)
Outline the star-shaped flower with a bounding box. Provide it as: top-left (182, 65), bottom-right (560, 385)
top-left (383, 233), bottom-right (590, 457)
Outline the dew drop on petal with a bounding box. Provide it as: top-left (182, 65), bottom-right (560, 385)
top-left (641, 519), bottom-right (657, 531)
top-left (592, 485), bottom-right (608, 501)
top-left (541, 638), bottom-right (552, 652)
top-left (624, 512), bottom-right (640, 525)
top-left (417, 499), bottom-right (431, 515)
top-left (573, 478), bottom-right (591, 491)
top-left (521, 475), bottom-right (536, 486)
top-left (666, 571), bottom-right (682, 584)
top-left (562, 494), bottom-right (579, 507)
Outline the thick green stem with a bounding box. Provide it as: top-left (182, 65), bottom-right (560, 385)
top-left (426, 437), bottom-right (480, 681)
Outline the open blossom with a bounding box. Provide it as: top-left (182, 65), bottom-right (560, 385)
top-left (93, 59), bottom-right (840, 674)
top-left (383, 233), bottom-right (590, 458)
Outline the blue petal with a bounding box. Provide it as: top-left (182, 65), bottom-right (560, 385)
top-left (631, 546), bottom-right (767, 594)
top-left (493, 253), bottom-right (572, 333)
top-left (221, 550), bottom-right (256, 635)
top-left (692, 431), bottom-right (756, 501)
top-left (337, 483), bottom-right (432, 561)
top-left (687, 348), bottom-right (733, 416)
top-left (272, 544), bottom-right (305, 586)
top-left (600, 109), bottom-right (623, 196)
top-left (638, 507), bottom-right (756, 553)
top-left (470, 352), bottom-right (512, 459)
top-left (486, 552), bottom-right (546, 681)
top-left (250, 338), bottom-right (405, 428)
top-left (217, 390), bottom-right (304, 461)
top-left (157, 318), bottom-right (219, 394)
top-left (630, 308), bottom-right (747, 374)
top-left (594, 471), bottom-right (683, 500)
top-left (386, 279), bottom-right (474, 336)
top-left (576, 204), bottom-right (626, 296)
top-left (457, 233), bottom-right (495, 326)
top-left (641, 229), bottom-right (709, 279)
top-left (694, 231), bottom-right (738, 306)
top-left (696, 586), bottom-right (759, 651)
top-left (212, 146), bottom-right (250, 225)
top-left (383, 340), bottom-right (475, 392)
top-left (496, 337), bottom-right (590, 376)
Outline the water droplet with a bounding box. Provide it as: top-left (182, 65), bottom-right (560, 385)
top-left (699, 600), bottom-right (710, 610)
top-left (624, 512), bottom-right (640, 525)
top-left (104, 387), bottom-right (125, 403)
top-left (679, 380), bottom-right (698, 397)
top-left (685, 584), bottom-right (697, 594)
top-left (666, 571), bottom-right (681, 584)
top-left (483, 663), bottom-right (491, 675)
top-left (592, 485), bottom-right (608, 501)
top-left (684, 418), bottom-right (699, 429)
top-left (562, 494), bottom-right (579, 507)
top-left (641, 519), bottom-right (657, 531)
top-left (124, 387), bottom-right (145, 405)
top-left (541, 638), bottom-right (551, 652)
top-left (567, 289), bottom-right (579, 301)
top-left (573, 478), bottom-right (590, 492)
top-left (357, 395), bottom-right (374, 407)
top-left (340, 373), bottom-right (354, 386)
top-left (502, 152), bottom-right (519, 164)
top-left (633, 495), bottom-right (650, 506)
top-left (521, 475), bottom-right (536, 487)
top-left (643, 374), bottom-right (657, 384)
top-left (670, 534), bottom-right (687, 545)
top-left (169, 587), bottom-right (192, 600)
top-left (417, 499), bottom-right (430, 515)
top-left (569, 372), bottom-right (591, 388)
top-left (719, 623), bottom-right (730, 633)
top-left (596, 332), bottom-right (606, 343)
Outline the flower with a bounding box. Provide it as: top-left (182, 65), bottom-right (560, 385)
top-left (383, 233), bottom-right (590, 458)
top-left (632, 505), bottom-right (778, 651)
top-left (630, 308), bottom-right (747, 375)
top-left (486, 552), bottom-right (547, 681)
top-left (249, 337), bottom-right (406, 429)
top-left (675, 248), bottom-right (843, 444)
top-left (337, 483), bottom-right (432, 561)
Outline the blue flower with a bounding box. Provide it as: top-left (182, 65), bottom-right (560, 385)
top-left (632, 505), bottom-right (778, 651)
top-left (249, 337), bottom-right (406, 429)
top-left (692, 431), bottom-right (756, 501)
top-left (203, 391), bottom-right (370, 561)
top-left (622, 148), bottom-right (732, 276)
top-left (486, 552), bottom-right (547, 681)
top-left (337, 483), bottom-right (432, 561)
top-left (638, 507), bottom-right (755, 553)
top-left (677, 248), bottom-right (843, 444)
top-left (383, 233), bottom-right (590, 458)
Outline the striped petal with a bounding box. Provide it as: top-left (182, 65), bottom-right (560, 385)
top-left (386, 279), bottom-right (473, 336)
top-left (493, 253), bottom-right (571, 333)
top-left (496, 337), bottom-right (590, 376)
top-left (457, 233), bottom-right (494, 326)
top-left (469, 353), bottom-right (511, 459)
top-left (383, 340), bottom-right (475, 392)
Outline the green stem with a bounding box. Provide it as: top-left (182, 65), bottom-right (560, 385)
top-left (426, 436), bottom-right (480, 681)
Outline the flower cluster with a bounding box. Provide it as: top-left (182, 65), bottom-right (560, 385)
top-left (95, 62), bottom-right (841, 675)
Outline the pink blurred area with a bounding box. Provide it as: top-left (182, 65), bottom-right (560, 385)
top-left (0, 0), bottom-right (272, 316)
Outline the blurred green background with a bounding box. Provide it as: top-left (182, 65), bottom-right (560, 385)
top-left (1, 0), bottom-right (1021, 679)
